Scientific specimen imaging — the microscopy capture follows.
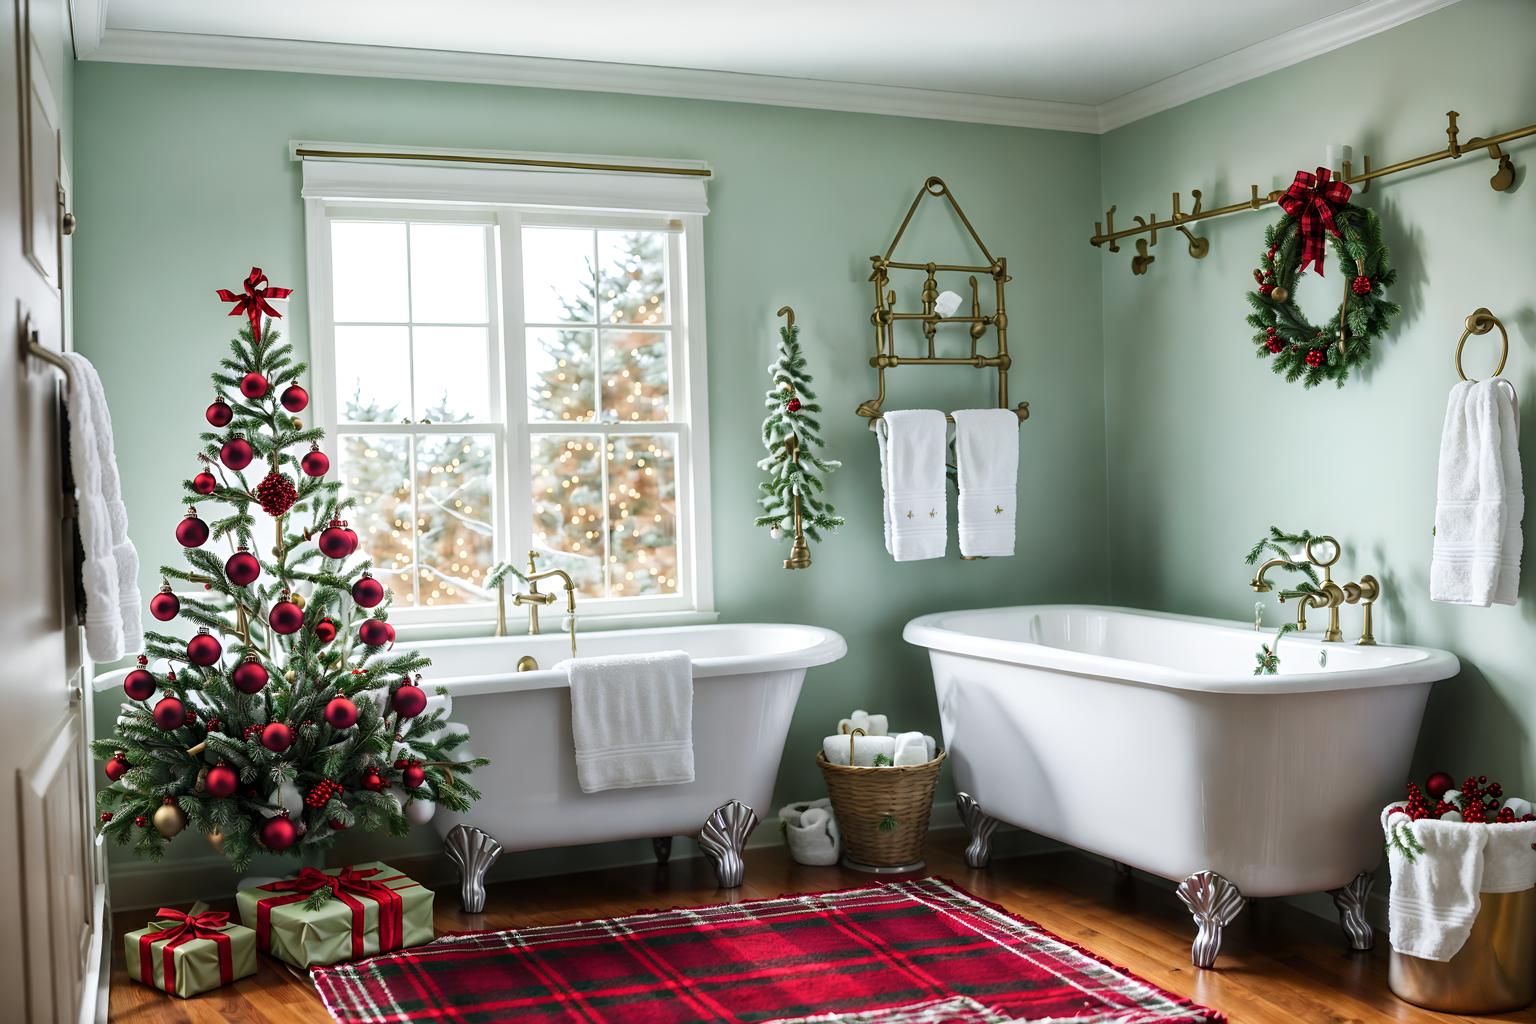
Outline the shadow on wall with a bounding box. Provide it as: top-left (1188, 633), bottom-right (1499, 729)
top-left (1411, 657), bottom-right (1529, 789)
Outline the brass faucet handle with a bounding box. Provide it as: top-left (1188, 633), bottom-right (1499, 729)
top-left (526, 549), bottom-right (541, 574)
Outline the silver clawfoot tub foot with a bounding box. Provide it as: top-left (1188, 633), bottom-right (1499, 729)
top-left (444, 824), bottom-right (503, 914)
top-left (1176, 870), bottom-right (1246, 968)
top-left (955, 792), bottom-right (998, 869)
top-left (1329, 871), bottom-right (1375, 951)
top-left (698, 800), bottom-right (758, 888)
top-left (653, 836), bottom-right (673, 865)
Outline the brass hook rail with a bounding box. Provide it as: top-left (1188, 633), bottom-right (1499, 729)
top-left (1090, 110), bottom-right (1532, 275)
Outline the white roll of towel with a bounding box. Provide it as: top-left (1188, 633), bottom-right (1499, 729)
top-left (822, 734), bottom-right (897, 767)
top-left (893, 731), bottom-right (934, 766)
top-left (779, 799), bottom-right (842, 866)
top-left (836, 710), bottom-right (889, 737)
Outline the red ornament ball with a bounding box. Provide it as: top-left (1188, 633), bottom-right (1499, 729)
top-left (1305, 348), bottom-right (1326, 368)
top-left (786, 398), bottom-right (801, 413)
top-left (152, 696), bottom-right (185, 731)
top-left (124, 664), bottom-right (157, 701)
top-left (325, 696), bottom-right (359, 729)
top-left (232, 658), bottom-right (269, 694)
top-left (362, 768), bottom-right (386, 792)
top-left (205, 763), bottom-right (238, 798)
top-left (105, 754), bottom-right (129, 781)
top-left (260, 722), bottom-right (293, 752)
top-left (1351, 275), bottom-right (1372, 296)
top-left (192, 470), bottom-right (217, 495)
top-left (280, 383), bottom-right (309, 412)
top-left (269, 595), bottom-right (304, 634)
top-left (100, 812), bottom-right (114, 823)
top-left (314, 617), bottom-right (338, 644)
top-left (402, 763), bottom-right (426, 789)
top-left (187, 629), bottom-right (223, 666)
top-left (239, 372), bottom-right (269, 399)
top-left (318, 520), bottom-right (355, 559)
top-left (358, 618), bottom-right (392, 647)
top-left (225, 548), bottom-right (261, 587)
top-left (352, 572), bottom-right (385, 608)
top-left (175, 510), bottom-right (209, 548)
top-left (1426, 771), bottom-right (1456, 801)
top-left (254, 471), bottom-right (298, 518)
top-left (259, 814), bottom-right (298, 851)
top-left (205, 397), bottom-right (234, 427)
top-left (300, 445), bottom-right (329, 478)
top-left (149, 586), bottom-right (180, 622)
top-left (392, 682), bottom-right (427, 718)
top-left (220, 435), bottom-right (254, 471)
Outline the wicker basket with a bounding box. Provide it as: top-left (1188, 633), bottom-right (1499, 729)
top-left (817, 745), bottom-right (946, 872)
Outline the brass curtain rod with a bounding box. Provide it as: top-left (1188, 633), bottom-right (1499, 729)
top-left (293, 147), bottom-right (712, 178)
top-left (1089, 110), bottom-right (1534, 249)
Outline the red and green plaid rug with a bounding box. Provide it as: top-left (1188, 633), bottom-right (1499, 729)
top-left (311, 877), bottom-right (1223, 1023)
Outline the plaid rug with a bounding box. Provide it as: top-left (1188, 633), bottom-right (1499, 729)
top-left (311, 877), bottom-right (1223, 1023)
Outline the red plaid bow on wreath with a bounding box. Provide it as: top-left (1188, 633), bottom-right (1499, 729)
top-left (1277, 168), bottom-right (1352, 277)
top-left (216, 266), bottom-right (293, 345)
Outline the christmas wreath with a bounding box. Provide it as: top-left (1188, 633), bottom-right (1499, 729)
top-left (1246, 168), bottom-right (1400, 388)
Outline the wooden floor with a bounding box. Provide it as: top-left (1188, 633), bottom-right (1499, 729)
top-left (108, 830), bottom-right (1536, 1023)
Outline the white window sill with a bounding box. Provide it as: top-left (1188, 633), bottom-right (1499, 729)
top-left (392, 608), bottom-right (721, 645)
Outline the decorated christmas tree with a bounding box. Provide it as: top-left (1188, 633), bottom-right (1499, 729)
top-left (755, 315), bottom-right (843, 562)
top-left (92, 268), bottom-right (485, 871)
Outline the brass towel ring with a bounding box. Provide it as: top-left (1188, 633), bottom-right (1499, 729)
top-left (1456, 307), bottom-right (1509, 381)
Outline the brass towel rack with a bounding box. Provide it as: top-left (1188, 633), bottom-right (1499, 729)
top-left (859, 177), bottom-right (1029, 425)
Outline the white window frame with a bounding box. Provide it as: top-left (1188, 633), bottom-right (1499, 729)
top-left (300, 152), bottom-right (715, 630)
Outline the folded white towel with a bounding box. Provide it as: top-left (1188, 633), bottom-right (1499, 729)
top-left (892, 731), bottom-right (930, 766)
top-left (837, 710), bottom-right (889, 737)
top-left (1383, 806), bottom-right (1488, 961)
top-left (779, 798), bottom-right (842, 866)
top-left (567, 650), bottom-right (693, 793)
top-left (951, 408), bottom-right (1018, 558)
top-left (822, 733), bottom-right (897, 767)
top-left (60, 352), bottom-right (126, 661)
top-left (75, 355), bottom-right (143, 652)
top-left (875, 410), bottom-right (948, 561)
top-left (1431, 379), bottom-right (1523, 606)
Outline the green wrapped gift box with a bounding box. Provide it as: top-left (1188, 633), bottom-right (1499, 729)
top-left (124, 902), bottom-right (257, 998)
top-left (236, 861), bottom-right (434, 968)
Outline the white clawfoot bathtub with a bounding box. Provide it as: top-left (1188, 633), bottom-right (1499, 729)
top-left (904, 605), bottom-right (1459, 966)
top-left (422, 623), bottom-right (846, 896)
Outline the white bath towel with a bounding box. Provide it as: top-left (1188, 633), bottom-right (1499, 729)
top-left (874, 410), bottom-right (948, 561)
top-left (892, 732), bottom-right (936, 766)
top-left (836, 710), bottom-right (888, 737)
top-left (1431, 379), bottom-right (1523, 606)
top-left (822, 733), bottom-right (897, 767)
top-left (779, 798), bottom-right (842, 866)
top-left (567, 650), bottom-right (693, 793)
top-left (71, 354), bottom-right (143, 652)
top-left (951, 408), bottom-right (1019, 558)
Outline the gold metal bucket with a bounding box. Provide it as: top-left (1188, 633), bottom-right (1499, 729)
top-left (1389, 887), bottom-right (1536, 1014)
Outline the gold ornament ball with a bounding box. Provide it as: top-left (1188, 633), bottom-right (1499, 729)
top-left (292, 592), bottom-right (307, 609)
top-left (285, 669), bottom-right (297, 682)
top-left (153, 801), bottom-right (187, 838)
top-left (206, 830), bottom-right (225, 853)
top-left (291, 416), bottom-right (303, 429)
top-left (1269, 286), bottom-right (1289, 304)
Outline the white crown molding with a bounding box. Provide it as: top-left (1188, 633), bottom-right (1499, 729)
top-left (1095, 0), bottom-right (1465, 131)
top-left (84, 28), bottom-right (1104, 134)
top-left (81, 0), bottom-right (1460, 135)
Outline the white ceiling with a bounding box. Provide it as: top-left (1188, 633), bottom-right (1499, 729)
top-left (79, 0), bottom-right (1459, 132)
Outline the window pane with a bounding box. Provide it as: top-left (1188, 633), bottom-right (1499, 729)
top-left (339, 434), bottom-right (414, 605)
top-left (413, 326), bottom-right (490, 422)
top-left (336, 326), bottom-right (411, 423)
top-left (530, 434), bottom-right (604, 598)
top-left (601, 330), bottom-right (671, 422)
top-left (606, 434), bottom-right (678, 598)
top-left (416, 432), bottom-right (496, 608)
top-left (527, 328), bottom-right (596, 422)
top-left (522, 228), bottom-right (596, 324)
top-left (598, 231), bottom-right (668, 326)
top-left (332, 222), bottom-right (409, 322)
top-left (410, 223), bottom-right (489, 324)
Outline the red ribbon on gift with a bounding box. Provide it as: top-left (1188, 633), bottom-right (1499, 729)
top-left (216, 267), bottom-right (293, 346)
top-left (255, 866), bottom-right (413, 960)
top-left (138, 907), bottom-right (234, 994)
top-left (1277, 167), bottom-right (1352, 277)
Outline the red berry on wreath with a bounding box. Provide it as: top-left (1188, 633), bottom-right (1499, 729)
top-left (192, 469), bottom-right (217, 495)
top-left (152, 696), bottom-right (185, 731)
top-left (786, 398), bottom-right (801, 413)
top-left (1305, 348), bottom-right (1325, 368)
top-left (124, 656), bottom-right (156, 700)
top-left (260, 722), bottom-right (293, 752)
top-left (325, 696), bottom-right (358, 729)
top-left (187, 627), bottom-right (222, 666)
top-left (254, 470), bottom-right (298, 518)
top-left (100, 812), bottom-right (114, 823)
top-left (1267, 338), bottom-right (1284, 354)
top-left (300, 443), bottom-right (329, 478)
top-left (280, 383), bottom-right (309, 412)
top-left (1252, 269), bottom-right (1263, 284)
top-left (392, 679), bottom-right (427, 718)
top-left (1351, 275), bottom-right (1372, 295)
top-left (205, 763), bottom-right (238, 798)
top-left (1259, 284), bottom-right (1274, 297)
top-left (134, 815), bottom-right (148, 828)
top-left (239, 372), bottom-right (269, 399)
top-left (220, 433), bottom-right (254, 471)
top-left (358, 617), bottom-right (392, 647)
top-left (232, 654), bottom-right (269, 694)
top-left (225, 546), bottom-right (261, 587)
top-left (205, 396), bottom-right (234, 427)
top-left (268, 592), bottom-right (304, 634)
top-left (105, 753), bottom-right (129, 781)
top-left (259, 813), bottom-right (298, 851)
top-left (150, 583), bottom-right (180, 621)
top-left (352, 572), bottom-right (385, 608)
top-left (314, 617), bottom-right (337, 644)
top-left (175, 508), bottom-right (210, 548)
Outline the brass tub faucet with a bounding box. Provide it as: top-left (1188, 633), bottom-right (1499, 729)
top-left (1249, 534), bottom-right (1381, 645)
top-left (511, 550), bottom-right (579, 664)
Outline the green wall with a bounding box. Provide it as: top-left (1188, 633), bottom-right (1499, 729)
top-left (75, 62), bottom-right (1108, 889)
top-left (1100, 0), bottom-right (1536, 790)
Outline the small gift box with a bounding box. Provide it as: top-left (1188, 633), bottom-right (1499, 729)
top-left (236, 861), bottom-right (434, 968)
top-left (124, 902), bottom-right (257, 998)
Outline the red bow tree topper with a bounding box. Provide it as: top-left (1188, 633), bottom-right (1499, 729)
top-left (217, 267), bottom-right (293, 345)
top-left (1277, 168), bottom-right (1352, 277)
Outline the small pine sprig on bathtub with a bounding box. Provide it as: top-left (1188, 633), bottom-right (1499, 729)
top-left (1253, 623), bottom-right (1298, 675)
